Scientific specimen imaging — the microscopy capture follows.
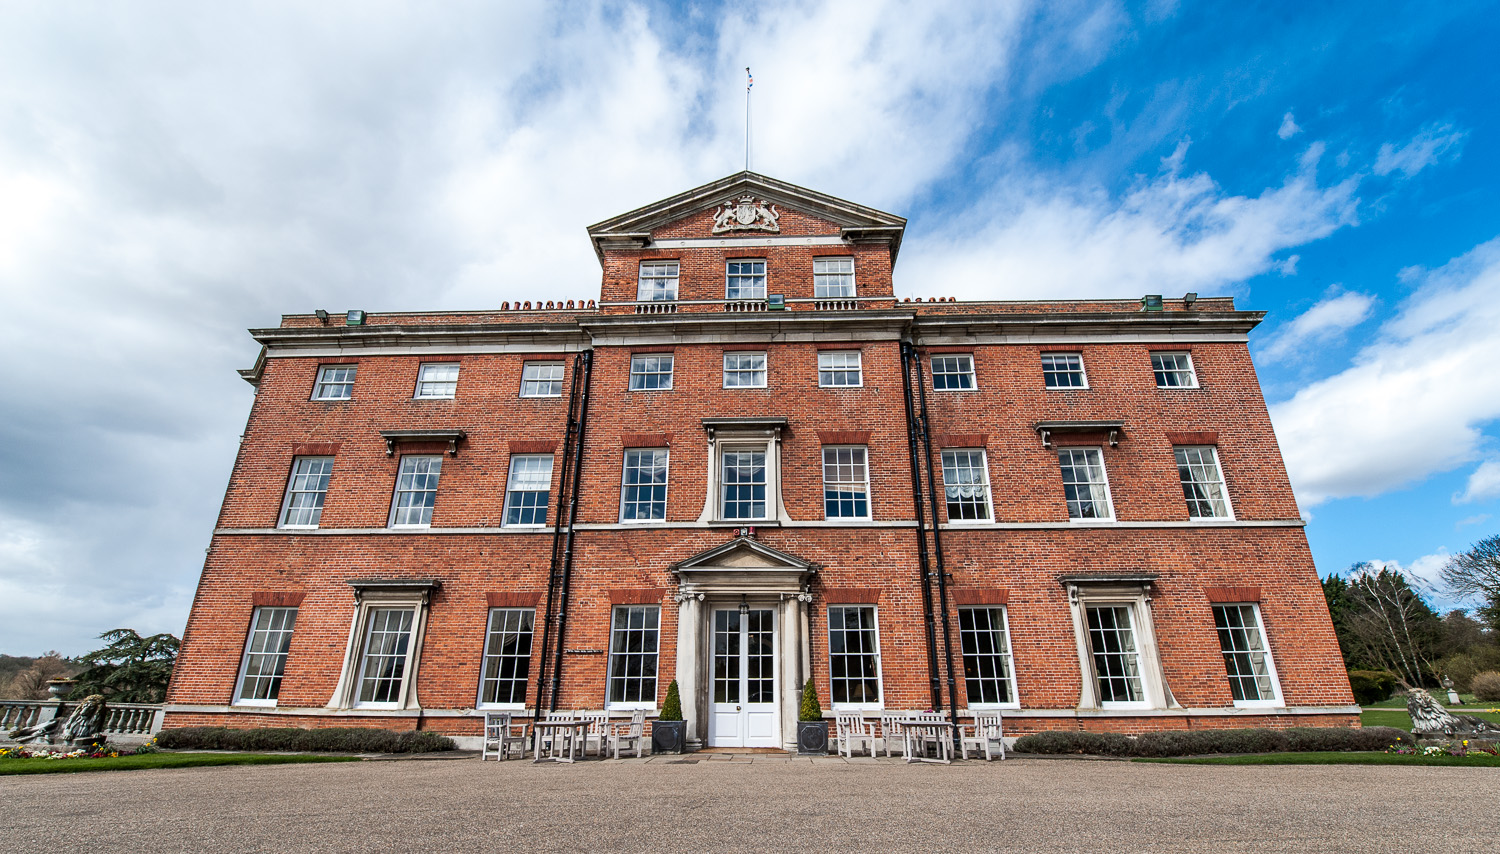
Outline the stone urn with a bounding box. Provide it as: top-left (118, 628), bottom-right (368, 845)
top-left (45, 679), bottom-right (77, 699)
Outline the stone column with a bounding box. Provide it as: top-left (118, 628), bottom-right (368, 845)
top-left (779, 597), bottom-right (799, 749)
top-left (674, 592), bottom-right (703, 745)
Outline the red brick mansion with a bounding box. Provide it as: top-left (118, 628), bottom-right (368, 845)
top-left (164, 172), bottom-right (1357, 749)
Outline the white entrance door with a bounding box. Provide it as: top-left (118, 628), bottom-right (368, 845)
top-left (709, 608), bottom-right (778, 747)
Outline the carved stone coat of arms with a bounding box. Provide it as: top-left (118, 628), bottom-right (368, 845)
top-left (712, 195), bottom-right (781, 234)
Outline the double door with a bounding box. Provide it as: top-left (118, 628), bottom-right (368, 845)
top-left (708, 607), bottom-right (778, 747)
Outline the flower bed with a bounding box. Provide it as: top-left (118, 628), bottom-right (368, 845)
top-left (1, 736), bottom-right (157, 762)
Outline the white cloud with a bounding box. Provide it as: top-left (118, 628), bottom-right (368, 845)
top-left (1272, 238), bottom-right (1500, 506)
top-left (1278, 112), bottom-right (1301, 140)
top-left (901, 140), bottom-right (1361, 299)
top-left (1373, 123), bottom-right (1467, 179)
top-left (1458, 459), bottom-right (1500, 504)
top-left (0, 0), bottom-right (1135, 652)
top-left (1259, 289), bottom-right (1376, 362)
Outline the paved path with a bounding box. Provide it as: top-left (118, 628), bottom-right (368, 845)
top-left (3, 755), bottom-right (1496, 852)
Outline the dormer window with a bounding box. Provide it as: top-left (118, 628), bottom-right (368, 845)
top-left (726, 260), bottom-right (766, 299)
top-left (638, 262), bottom-right (679, 301)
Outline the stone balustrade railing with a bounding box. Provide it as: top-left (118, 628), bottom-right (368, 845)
top-left (0, 699), bottom-right (164, 743)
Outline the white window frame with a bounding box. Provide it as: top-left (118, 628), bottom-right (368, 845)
top-left (1175, 446), bottom-right (1234, 520)
top-left (388, 455), bottom-right (442, 528)
top-left (723, 352), bottom-right (768, 389)
top-left (520, 362), bottom-right (565, 398)
top-left (311, 365), bottom-right (356, 400)
top-left (629, 354), bottom-right (674, 391)
top-left (1213, 603), bottom-right (1283, 708)
top-left (637, 261), bottom-right (680, 301)
top-left (941, 449), bottom-right (994, 523)
top-left (476, 607), bottom-right (535, 710)
top-left (931, 354), bottom-right (976, 391)
top-left (725, 259), bottom-right (767, 299)
top-left (719, 445), bottom-right (770, 521)
top-left (620, 448), bottom-right (670, 523)
top-left (606, 605), bottom-right (660, 711)
top-left (821, 445), bottom-right (871, 521)
top-left (328, 586), bottom-right (433, 711)
top-left (413, 362), bottom-right (459, 399)
top-left (827, 605), bottom-right (883, 711)
top-left (817, 351), bottom-right (863, 388)
top-left (1041, 353), bottom-right (1088, 389)
top-left (700, 425), bottom-right (785, 525)
top-left (957, 606), bottom-right (1019, 710)
top-left (1058, 447), bottom-right (1115, 522)
top-left (232, 606), bottom-right (298, 707)
top-left (813, 256), bottom-right (855, 298)
top-left (1064, 581), bottom-right (1169, 711)
top-left (504, 454), bottom-right (554, 527)
top-left (278, 456), bottom-right (333, 529)
top-left (1151, 352), bottom-right (1198, 388)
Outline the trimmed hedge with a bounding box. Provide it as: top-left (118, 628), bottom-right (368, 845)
top-left (1347, 670), bottom-right (1398, 705)
top-left (1012, 726), bottom-right (1410, 758)
top-left (1472, 671), bottom-right (1500, 702)
top-left (157, 726), bottom-right (455, 754)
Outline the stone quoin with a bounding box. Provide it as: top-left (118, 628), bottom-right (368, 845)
top-left (164, 172), bottom-right (1358, 750)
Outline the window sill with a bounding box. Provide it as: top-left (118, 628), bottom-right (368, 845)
top-left (412, 396), bottom-right (457, 401)
top-left (477, 703), bottom-right (528, 711)
top-left (232, 699), bottom-right (279, 708)
top-left (605, 703), bottom-right (658, 712)
top-left (821, 517), bottom-right (873, 524)
top-left (830, 704), bottom-right (884, 712)
top-left (277, 524), bottom-right (320, 531)
top-left (1098, 702), bottom-right (1152, 711)
top-left (1067, 518), bottom-right (1116, 526)
top-left (709, 520), bottom-right (778, 527)
top-left (1231, 700), bottom-right (1284, 709)
top-left (387, 524), bottom-right (432, 530)
top-left (967, 703), bottom-right (1021, 711)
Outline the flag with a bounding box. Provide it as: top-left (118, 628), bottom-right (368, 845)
top-left (746, 68), bottom-right (753, 90)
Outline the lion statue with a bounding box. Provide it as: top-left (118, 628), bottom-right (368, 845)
top-left (1407, 688), bottom-right (1500, 738)
top-left (8, 694), bottom-right (109, 747)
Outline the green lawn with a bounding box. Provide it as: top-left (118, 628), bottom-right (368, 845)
top-left (1137, 751), bottom-right (1500, 767)
top-left (1360, 706), bottom-right (1500, 730)
top-left (0, 752), bottom-right (359, 776)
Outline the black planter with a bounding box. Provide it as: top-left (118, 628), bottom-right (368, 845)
top-left (652, 720), bottom-right (686, 754)
top-left (797, 720), bottom-right (829, 755)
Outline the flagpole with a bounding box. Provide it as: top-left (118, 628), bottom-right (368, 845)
top-left (745, 67), bottom-right (751, 172)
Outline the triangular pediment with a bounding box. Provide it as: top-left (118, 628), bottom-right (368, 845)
top-left (670, 536), bottom-right (818, 573)
top-left (587, 171), bottom-right (906, 261)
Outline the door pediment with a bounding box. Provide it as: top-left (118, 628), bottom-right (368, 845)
top-left (671, 536), bottom-right (817, 597)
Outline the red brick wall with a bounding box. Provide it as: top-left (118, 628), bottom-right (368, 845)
top-left (167, 193), bottom-right (1353, 739)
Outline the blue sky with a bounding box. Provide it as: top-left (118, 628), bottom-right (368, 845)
top-left (2, 0), bottom-right (1498, 653)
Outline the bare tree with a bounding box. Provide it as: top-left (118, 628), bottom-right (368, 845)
top-left (1, 652), bottom-right (71, 700)
top-left (1441, 534), bottom-right (1500, 631)
top-left (1341, 565), bottom-right (1443, 688)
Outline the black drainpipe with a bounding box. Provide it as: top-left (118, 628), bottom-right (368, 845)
top-left (548, 349), bottom-right (594, 712)
top-left (899, 342), bottom-right (943, 710)
top-left (533, 349), bottom-right (593, 715)
top-left (912, 349), bottom-right (961, 750)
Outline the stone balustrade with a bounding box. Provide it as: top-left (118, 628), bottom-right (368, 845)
top-left (0, 699), bottom-right (164, 745)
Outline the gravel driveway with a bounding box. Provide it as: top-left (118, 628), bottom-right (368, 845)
top-left (2, 755), bottom-right (1494, 853)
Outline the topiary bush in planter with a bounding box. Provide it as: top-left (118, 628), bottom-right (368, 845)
top-left (796, 679), bottom-right (828, 755)
top-left (652, 679), bottom-right (687, 754)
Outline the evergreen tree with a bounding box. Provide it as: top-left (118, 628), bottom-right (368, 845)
top-left (71, 629), bottom-right (179, 703)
